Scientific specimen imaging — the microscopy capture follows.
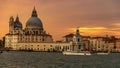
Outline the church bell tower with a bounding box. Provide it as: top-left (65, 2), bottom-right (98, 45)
top-left (9, 16), bottom-right (14, 34)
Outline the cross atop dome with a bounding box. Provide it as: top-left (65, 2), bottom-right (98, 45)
top-left (32, 6), bottom-right (38, 17)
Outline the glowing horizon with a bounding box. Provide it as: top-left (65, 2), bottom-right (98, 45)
top-left (69, 27), bottom-right (120, 37)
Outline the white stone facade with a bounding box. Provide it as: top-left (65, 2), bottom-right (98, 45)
top-left (16, 42), bottom-right (71, 51)
top-left (5, 35), bottom-right (18, 49)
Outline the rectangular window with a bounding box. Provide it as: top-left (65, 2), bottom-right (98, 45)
top-left (37, 48), bottom-right (39, 50)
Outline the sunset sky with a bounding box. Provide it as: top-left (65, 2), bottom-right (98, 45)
top-left (1, 0), bottom-right (120, 40)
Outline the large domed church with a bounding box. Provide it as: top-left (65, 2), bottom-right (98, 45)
top-left (8, 7), bottom-right (53, 43)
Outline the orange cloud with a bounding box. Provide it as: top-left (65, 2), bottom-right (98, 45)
top-left (112, 23), bottom-right (120, 27)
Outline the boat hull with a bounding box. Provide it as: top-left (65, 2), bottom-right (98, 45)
top-left (97, 53), bottom-right (109, 55)
top-left (63, 51), bottom-right (91, 55)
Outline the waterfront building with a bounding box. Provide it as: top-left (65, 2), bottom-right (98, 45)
top-left (5, 7), bottom-right (52, 50)
top-left (89, 37), bottom-right (109, 52)
top-left (110, 40), bottom-right (120, 52)
top-left (63, 28), bottom-right (89, 52)
top-left (5, 7), bottom-right (85, 52)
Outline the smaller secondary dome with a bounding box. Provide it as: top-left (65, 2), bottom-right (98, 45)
top-left (14, 21), bottom-right (22, 28)
top-left (26, 17), bottom-right (43, 28)
top-left (14, 16), bottom-right (22, 29)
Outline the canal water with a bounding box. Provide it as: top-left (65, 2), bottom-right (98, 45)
top-left (0, 51), bottom-right (120, 68)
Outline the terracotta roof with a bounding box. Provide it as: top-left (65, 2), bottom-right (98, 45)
top-left (18, 41), bottom-right (69, 43)
top-left (63, 33), bottom-right (74, 37)
top-left (82, 36), bottom-right (90, 38)
top-left (6, 33), bottom-right (52, 36)
top-left (24, 34), bottom-right (52, 36)
top-left (6, 33), bottom-right (19, 35)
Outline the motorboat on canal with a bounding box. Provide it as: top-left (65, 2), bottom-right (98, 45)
top-left (63, 51), bottom-right (92, 56)
top-left (96, 51), bottom-right (110, 55)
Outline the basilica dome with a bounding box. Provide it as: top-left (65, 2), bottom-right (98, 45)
top-left (26, 17), bottom-right (43, 28)
top-left (26, 7), bottom-right (43, 28)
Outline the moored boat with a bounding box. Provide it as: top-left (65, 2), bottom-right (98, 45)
top-left (63, 51), bottom-right (91, 56)
top-left (97, 53), bottom-right (109, 55)
top-left (96, 52), bottom-right (109, 55)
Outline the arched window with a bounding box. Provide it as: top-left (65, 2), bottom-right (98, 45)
top-left (36, 31), bottom-right (38, 34)
top-left (37, 48), bottom-right (39, 50)
top-left (78, 38), bottom-right (80, 42)
top-left (79, 45), bottom-right (81, 49)
top-left (42, 38), bottom-right (44, 41)
top-left (68, 46), bottom-right (69, 50)
top-left (33, 31), bottom-right (35, 34)
top-left (59, 46), bottom-right (61, 49)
